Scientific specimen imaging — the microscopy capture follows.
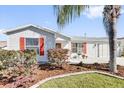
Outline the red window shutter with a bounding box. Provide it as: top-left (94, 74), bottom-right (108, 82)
top-left (39, 37), bottom-right (44, 56)
top-left (20, 37), bottom-right (25, 51)
top-left (83, 42), bottom-right (87, 54)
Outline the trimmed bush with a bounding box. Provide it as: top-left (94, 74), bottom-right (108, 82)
top-left (47, 48), bottom-right (69, 68)
top-left (0, 49), bottom-right (37, 76)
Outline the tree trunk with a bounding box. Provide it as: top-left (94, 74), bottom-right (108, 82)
top-left (109, 8), bottom-right (118, 73)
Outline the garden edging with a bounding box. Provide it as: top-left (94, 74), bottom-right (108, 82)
top-left (30, 71), bottom-right (124, 88)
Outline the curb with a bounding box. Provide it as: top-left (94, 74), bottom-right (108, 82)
top-left (30, 71), bottom-right (124, 88)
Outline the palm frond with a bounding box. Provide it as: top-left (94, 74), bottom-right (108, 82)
top-left (54, 5), bottom-right (88, 28)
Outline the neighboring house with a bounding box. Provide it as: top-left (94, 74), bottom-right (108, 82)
top-left (2, 24), bottom-right (124, 63)
top-left (71, 37), bottom-right (110, 58)
top-left (71, 37), bottom-right (124, 58)
top-left (0, 41), bottom-right (7, 49)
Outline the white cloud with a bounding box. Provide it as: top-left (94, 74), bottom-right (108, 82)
top-left (83, 6), bottom-right (104, 19)
top-left (83, 6), bottom-right (124, 19)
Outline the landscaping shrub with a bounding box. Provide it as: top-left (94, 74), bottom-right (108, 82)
top-left (47, 48), bottom-right (69, 68)
top-left (0, 49), bottom-right (37, 76)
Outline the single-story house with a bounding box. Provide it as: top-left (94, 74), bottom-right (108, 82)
top-left (2, 24), bottom-right (124, 63)
top-left (0, 41), bottom-right (7, 49)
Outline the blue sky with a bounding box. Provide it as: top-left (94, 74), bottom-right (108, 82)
top-left (0, 5), bottom-right (124, 41)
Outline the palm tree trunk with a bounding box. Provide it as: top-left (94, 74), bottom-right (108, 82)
top-left (109, 8), bottom-right (118, 73)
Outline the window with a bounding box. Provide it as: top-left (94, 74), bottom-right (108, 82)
top-left (71, 43), bottom-right (77, 53)
top-left (78, 43), bottom-right (83, 54)
top-left (56, 43), bottom-right (62, 48)
top-left (26, 38), bottom-right (39, 46)
top-left (25, 38), bottom-right (40, 54)
top-left (72, 43), bottom-right (84, 54)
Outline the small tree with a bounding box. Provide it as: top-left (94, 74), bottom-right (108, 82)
top-left (48, 48), bottom-right (69, 68)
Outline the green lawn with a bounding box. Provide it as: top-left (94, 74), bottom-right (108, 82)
top-left (39, 73), bottom-right (124, 88)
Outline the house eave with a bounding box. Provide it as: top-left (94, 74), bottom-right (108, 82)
top-left (3, 24), bottom-right (71, 41)
top-left (3, 24), bottom-right (56, 35)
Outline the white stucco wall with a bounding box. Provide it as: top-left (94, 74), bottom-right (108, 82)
top-left (55, 34), bottom-right (71, 50)
top-left (7, 26), bottom-right (55, 63)
top-left (55, 33), bottom-right (71, 57)
top-left (87, 43), bottom-right (97, 57)
top-left (87, 42), bottom-right (109, 58)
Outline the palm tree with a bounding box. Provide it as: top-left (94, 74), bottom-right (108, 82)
top-left (54, 5), bottom-right (121, 73)
top-left (103, 5), bottom-right (121, 73)
top-left (54, 5), bottom-right (88, 28)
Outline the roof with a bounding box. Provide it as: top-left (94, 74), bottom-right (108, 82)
top-left (3, 24), bottom-right (71, 39)
top-left (2, 24), bottom-right (124, 42)
top-left (71, 36), bottom-right (122, 43)
top-left (0, 41), bottom-right (7, 48)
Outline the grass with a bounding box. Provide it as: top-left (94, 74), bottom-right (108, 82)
top-left (38, 73), bottom-right (124, 88)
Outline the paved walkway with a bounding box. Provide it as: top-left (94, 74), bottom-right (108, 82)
top-left (69, 57), bottom-right (124, 66)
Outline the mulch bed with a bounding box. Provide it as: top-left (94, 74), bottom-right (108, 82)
top-left (0, 63), bottom-right (124, 88)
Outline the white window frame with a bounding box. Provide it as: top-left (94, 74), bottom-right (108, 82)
top-left (25, 37), bottom-right (40, 55)
top-left (71, 43), bottom-right (77, 53)
top-left (72, 43), bottom-right (83, 54)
